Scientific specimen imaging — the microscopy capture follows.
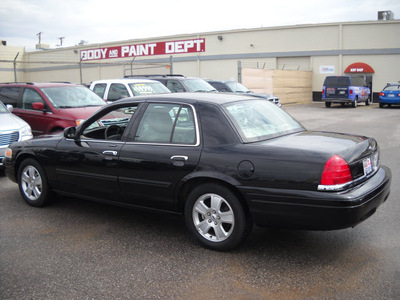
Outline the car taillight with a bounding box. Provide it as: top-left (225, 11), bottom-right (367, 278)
top-left (320, 155), bottom-right (353, 186)
top-left (379, 92), bottom-right (385, 96)
top-left (349, 89), bottom-right (353, 95)
top-left (322, 88), bottom-right (325, 95)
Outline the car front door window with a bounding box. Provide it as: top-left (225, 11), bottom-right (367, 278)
top-left (22, 88), bottom-right (46, 110)
top-left (107, 83), bottom-right (130, 101)
top-left (166, 80), bottom-right (185, 93)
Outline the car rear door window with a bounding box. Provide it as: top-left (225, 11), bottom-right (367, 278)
top-left (0, 87), bottom-right (21, 107)
top-left (134, 103), bottom-right (196, 144)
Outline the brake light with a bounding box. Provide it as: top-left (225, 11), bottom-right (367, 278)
top-left (349, 89), bottom-right (353, 95)
top-left (322, 88), bottom-right (325, 96)
top-left (320, 155), bottom-right (353, 186)
top-left (379, 92), bottom-right (385, 96)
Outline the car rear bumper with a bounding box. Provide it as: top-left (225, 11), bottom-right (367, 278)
top-left (323, 98), bottom-right (354, 103)
top-left (239, 166), bottom-right (391, 230)
top-left (379, 97), bottom-right (400, 104)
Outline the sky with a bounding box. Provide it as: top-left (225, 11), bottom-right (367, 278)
top-left (1, 0), bottom-right (399, 50)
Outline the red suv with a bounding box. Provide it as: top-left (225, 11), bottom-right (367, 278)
top-left (0, 82), bottom-right (106, 136)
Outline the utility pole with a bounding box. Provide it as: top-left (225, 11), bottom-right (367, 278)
top-left (37, 32), bottom-right (42, 44)
top-left (58, 37), bottom-right (65, 47)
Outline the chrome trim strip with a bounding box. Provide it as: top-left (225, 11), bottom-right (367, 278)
top-left (317, 169), bottom-right (378, 191)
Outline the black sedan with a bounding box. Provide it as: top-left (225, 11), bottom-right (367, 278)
top-left (4, 93), bottom-right (391, 251)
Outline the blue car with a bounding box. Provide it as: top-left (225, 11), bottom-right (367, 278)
top-left (379, 82), bottom-right (400, 108)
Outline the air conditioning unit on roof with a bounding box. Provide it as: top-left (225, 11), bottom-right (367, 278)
top-left (378, 10), bottom-right (394, 20)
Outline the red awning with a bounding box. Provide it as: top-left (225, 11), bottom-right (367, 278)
top-left (344, 62), bottom-right (375, 73)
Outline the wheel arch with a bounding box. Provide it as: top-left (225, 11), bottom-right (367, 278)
top-left (176, 174), bottom-right (250, 215)
top-left (13, 152), bottom-right (37, 181)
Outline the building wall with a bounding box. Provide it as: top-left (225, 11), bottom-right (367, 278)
top-left (1, 20), bottom-right (399, 101)
top-left (0, 45), bottom-right (25, 82)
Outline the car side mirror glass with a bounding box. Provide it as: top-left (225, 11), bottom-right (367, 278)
top-left (32, 102), bottom-right (45, 111)
top-left (64, 126), bottom-right (77, 139)
top-left (6, 104), bottom-right (13, 112)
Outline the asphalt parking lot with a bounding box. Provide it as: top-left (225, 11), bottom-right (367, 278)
top-left (1, 101), bottom-right (399, 299)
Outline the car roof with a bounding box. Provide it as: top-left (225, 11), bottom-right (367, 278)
top-left (125, 75), bottom-right (207, 81)
top-left (114, 92), bottom-right (257, 106)
top-left (91, 78), bottom-right (163, 84)
top-left (0, 82), bottom-right (80, 88)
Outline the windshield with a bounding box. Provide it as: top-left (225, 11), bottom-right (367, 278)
top-left (129, 82), bottom-right (171, 96)
top-left (224, 99), bottom-right (304, 142)
top-left (225, 82), bottom-right (251, 93)
top-left (41, 86), bottom-right (106, 109)
top-left (184, 79), bottom-right (217, 92)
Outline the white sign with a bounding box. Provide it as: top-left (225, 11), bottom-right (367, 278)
top-left (319, 65), bottom-right (335, 74)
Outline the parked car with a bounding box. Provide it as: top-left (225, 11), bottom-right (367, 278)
top-left (4, 93), bottom-right (391, 251)
top-left (322, 76), bottom-right (370, 108)
top-left (89, 78), bottom-right (171, 102)
top-left (127, 74), bottom-right (217, 93)
top-left (379, 82), bottom-right (400, 108)
top-left (207, 80), bottom-right (281, 107)
top-left (0, 101), bottom-right (32, 169)
top-left (0, 82), bottom-right (106, 136)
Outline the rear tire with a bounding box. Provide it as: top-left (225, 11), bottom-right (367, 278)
top-left (352, 98), bottom-right (358, 108)
top-left (184, 183), bottom-right (252, 251)
top-left (18, 158), bottom-right (53, 207)
top-left (325, 102), bottom-right (331, 108)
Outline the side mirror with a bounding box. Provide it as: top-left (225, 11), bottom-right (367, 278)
top-left (32, 102), bottom-right (45, 111)
top-left (64, 127), bottom-right (77, 139)
top-left (6, 104), bottom-right (13, 112)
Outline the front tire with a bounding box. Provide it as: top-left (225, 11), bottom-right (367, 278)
top-left (18, 158), bottom-right (53, 207)
top-left (184, 183), bottom-right (252, 251)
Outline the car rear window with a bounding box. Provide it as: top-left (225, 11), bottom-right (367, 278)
top-left (324, 77), bottom-right (350, 87)
top-left (224, 99), bottom-right (304, 143)
top-left (384, 85), bottom-right (400, 91)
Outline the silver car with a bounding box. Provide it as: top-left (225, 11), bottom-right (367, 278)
top-left (0, 101), bottom-right (33, 168)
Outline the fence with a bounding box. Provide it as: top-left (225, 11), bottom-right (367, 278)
top-left (238, 61), bottom-right (313, 104)
top-left (0, 57), bottom-right (172, 85)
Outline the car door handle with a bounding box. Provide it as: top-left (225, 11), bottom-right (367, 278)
top-left (103, 150), bottom-right (118, 156)
top-left (171, 155), bottom-right (188, 167)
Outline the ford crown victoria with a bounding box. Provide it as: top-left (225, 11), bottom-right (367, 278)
top-left (4, 93), bottom-right (391, 250)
